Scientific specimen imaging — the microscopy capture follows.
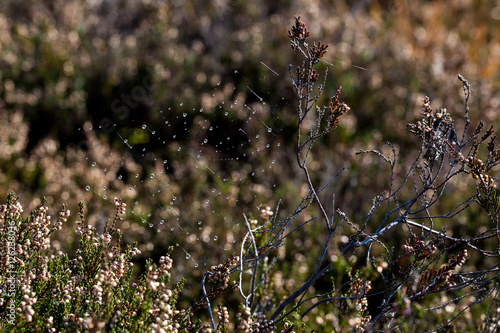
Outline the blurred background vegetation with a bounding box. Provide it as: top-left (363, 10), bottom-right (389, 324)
top-left (1, 0), bottom-right (500, 329)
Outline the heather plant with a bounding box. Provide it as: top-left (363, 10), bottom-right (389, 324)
top-left (196, 17), bottom-right (500, 332)
top-left (2, 0), bottom-right (500, 277)
top-left (2, 5), bottom-right (500, 333)
top-left (0, 193), bottom-right (193, 332)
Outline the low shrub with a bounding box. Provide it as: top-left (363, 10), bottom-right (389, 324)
top-left (2, 15), bottom-right (500, 333)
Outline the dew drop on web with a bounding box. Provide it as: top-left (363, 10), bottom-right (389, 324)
top-left (79, 63), bottom-right (286, 270)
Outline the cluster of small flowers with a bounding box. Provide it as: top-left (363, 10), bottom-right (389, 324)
top-left (464, 156), bottom-right (496, 188)
top-left (328, 87), bottom-right (350, 130)
top-left (148, 288), bottom-right (181, 332)
top-left (29, 205), bottom-right (51, 251)
top-left (236, 307), bottom-right (252, 332)
top-left (101, 267), bottom-right (118, 288)
top-left (114, 197), bottom-right (127, 214)
top-left (349, 316), bottom-right (372, 333)
top-left (33, 256), bottom-right (50, 280)
top-left (477, 172), bottom-right (495, 189)
top-left (76, 201), bottom-right (86, 227)
top-left (110, 250), bottom-right (137, 281)
top-left (408, 96), bottom-right (436, 135)
top-left (0, 197), bottom-right (23, 280)
top-left (252, 312), bottom-right (277, 332)
top-left (0, 194), bottom-right (189, 331)
top-left (466, 156), bottom-right (485, 173)
top-left (19, 281), bottom-right (36, 323)
top-left (215, 305), bottom-right (229, 325)
top-left (0, 197), bottom-right (23, 222)
top-left (408, 97), bottom-right (457, 153)
top-left (101, 232), bottom-right (112, 244)
top-left (288, 16), bottom-right (329, 65)
top-left (159, 254), bottom-right (173, 274)
top-left (309, 69), bottom-right (319, 82)
top-left (288, 16), bottom-right (310, 47)
top-left (76, 316), bottom-right (104, 331)
top-left (129, 246), bottom-right (141, 256)
top-left (411, 248), bottom-right (468, 296)
top-left (208, 263), bottom-right (230, 287)
top-left (144, 255), bottom-right (181, 332)
top-left (59, 275), bottom-right (83, 304)
top-left (260, 206), bottom-right (274, 220)
top-left (449, 248), bottom-right (468, 267)
top-left (349, 278), bottom-right (372, 332)
top-left (54, 206), bottom-right (70, 231)
top-left (208, 255), bottom-right (239, 289)
top-left (147, 264), bottom-right (162, 292)
top-left (308, 42), bottom-right (328, 64)
top-left (91, 279), bottom-right (104, 304)
top-left (236, 307), bottom-right (276, 333)
top-left (401, 236), bottom-right (436, 261)
top-left (105, 197), bottom-right (127, 232)
top-left (75, 224), bottom-right (94, 241)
